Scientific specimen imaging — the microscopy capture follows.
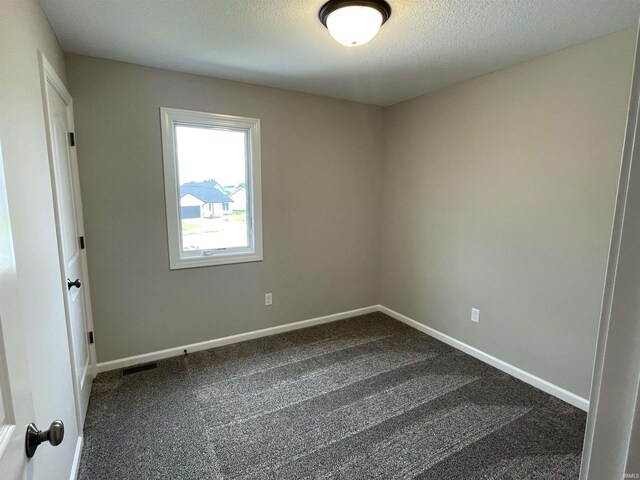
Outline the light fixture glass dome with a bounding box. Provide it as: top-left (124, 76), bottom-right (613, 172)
top-left (326, 6), bottom-right (383, 47)
top-left (319, 0), bottom-right (392, 47)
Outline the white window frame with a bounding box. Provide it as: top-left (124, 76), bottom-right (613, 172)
top-left (160, 107), bottom-right (263, 269)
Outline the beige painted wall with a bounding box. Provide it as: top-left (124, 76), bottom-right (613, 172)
top-left (380, 28), bottom-right (636, 398)
top-left (67, 28), bottom-right (635, 400)
top-left (65, 55), bottom-right (384, 362)
top-left (0, 0), bottom-right (80, 477)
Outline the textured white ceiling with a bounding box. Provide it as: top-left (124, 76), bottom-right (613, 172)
top-left (40, 0), bottom-right (639, 106)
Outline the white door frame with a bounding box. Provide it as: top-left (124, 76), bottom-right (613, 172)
top-left (38, 52), bottom-right (96, 429)
top-left (580, 22), bottom-right (640, 480)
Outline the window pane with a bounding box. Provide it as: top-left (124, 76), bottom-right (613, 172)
top-left (175, 125), bottom-right (249, 253)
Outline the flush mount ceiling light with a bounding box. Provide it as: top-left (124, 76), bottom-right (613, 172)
top-left (319, 0), bottom-right (392, 47)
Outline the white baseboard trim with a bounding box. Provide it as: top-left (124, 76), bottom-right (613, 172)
top-left (69, 436), bottom-right (83, 480)
top-left (377, 305), bottom-right (589, 412)
top-left (95, 303), bottom-right (589, 412)
top-left (96, 305), bottom-right (378, 373)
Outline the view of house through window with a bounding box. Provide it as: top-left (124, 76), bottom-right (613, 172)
top-left (161, 107), bottom-right (262, 269)
top-left (176, 125), bottom-right (248, 251)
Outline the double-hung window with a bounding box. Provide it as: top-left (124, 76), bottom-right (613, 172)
top-left (160, 107), bottom-right (263, 269)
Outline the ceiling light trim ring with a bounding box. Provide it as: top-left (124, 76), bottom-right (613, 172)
top-left (318, 0), bottom-right (392, 28)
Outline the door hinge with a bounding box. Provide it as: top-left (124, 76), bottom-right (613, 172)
top-left (79, 235), bottom-right (85, 249)
top-left (88, 331), bottom-right (94, 344)
top-left (68, 132), bottom-right (75, 147)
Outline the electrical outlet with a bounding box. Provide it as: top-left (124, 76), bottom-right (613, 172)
top-left (265, 293), bottom-right (273, 306)
top-left (471, 308), bottom-right (480, 323)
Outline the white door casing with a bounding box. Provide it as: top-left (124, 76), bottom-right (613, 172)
top-left (580, 22), bottom-right (640, 480)
top-left (40, 54), bottom-right (96, 427)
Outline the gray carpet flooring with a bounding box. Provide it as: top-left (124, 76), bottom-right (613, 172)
top-left (78, 313), bottom-right (586, 479)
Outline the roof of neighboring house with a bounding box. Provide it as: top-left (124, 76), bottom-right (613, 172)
top-left (230, 186), bottom-right (245, 197)
top-left (180, 182), bottom-right (233, 204)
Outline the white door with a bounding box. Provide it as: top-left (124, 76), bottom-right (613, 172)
top-left (0, 137), bottom-right (78, 480)
top-left (0, 140), bottom-right (38, 479)
top-left (41, 56), bottom-right (94, 425)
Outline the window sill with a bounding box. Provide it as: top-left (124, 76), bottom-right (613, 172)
top-left (169, 252), bottom-right (263, 270)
